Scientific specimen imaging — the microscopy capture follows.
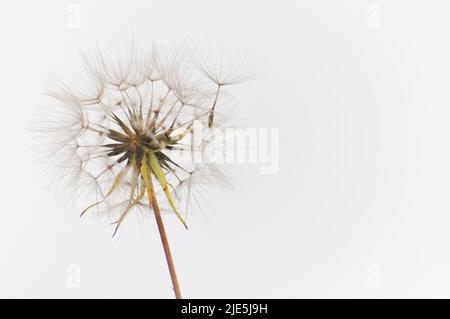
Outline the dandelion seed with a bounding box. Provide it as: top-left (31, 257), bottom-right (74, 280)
top-left (38, 39), bottom-right (248, 299)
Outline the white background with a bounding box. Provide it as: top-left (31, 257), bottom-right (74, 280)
top-left (1, 0), bottom-right (450, 298)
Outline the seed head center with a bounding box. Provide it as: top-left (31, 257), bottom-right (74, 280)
top-left (130, 135), bottom-right (138, 146)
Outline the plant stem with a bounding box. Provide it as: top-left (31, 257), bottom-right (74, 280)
top-left (147, 178), bottom-right (182, 299)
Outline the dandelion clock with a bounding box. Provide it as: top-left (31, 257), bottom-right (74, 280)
top-left (38, 40), bottom-right (249, 298)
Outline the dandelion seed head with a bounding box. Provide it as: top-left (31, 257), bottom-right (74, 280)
top-left (39, 39), bottom-right (247, 235)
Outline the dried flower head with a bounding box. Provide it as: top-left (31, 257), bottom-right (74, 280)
top-left (39, 39), bottom-right (247, 298)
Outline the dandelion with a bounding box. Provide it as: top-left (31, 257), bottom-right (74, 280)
top-left (39, 40), bottom-right (246, 298)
